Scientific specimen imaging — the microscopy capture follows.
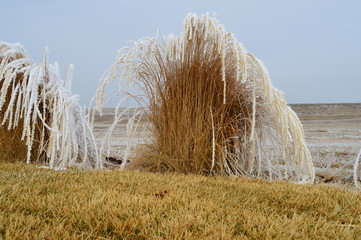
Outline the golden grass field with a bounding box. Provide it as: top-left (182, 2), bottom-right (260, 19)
top-left (1, 103), bottom-right (361, 239)
top-left (1, 163), bottom-right (361, 239)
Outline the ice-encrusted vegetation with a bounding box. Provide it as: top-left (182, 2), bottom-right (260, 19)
top-left (0, 41), bottom-right (101, 169)
top-left (96, 14), bottom-right (315, 183)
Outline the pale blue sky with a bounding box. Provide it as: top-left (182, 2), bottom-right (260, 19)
top-left (1, 0), bottom-right (360, 105)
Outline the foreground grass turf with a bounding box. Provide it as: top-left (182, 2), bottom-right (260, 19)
top-left (0, 163), bottom-right (360, 239)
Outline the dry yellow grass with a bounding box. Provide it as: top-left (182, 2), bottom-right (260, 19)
top-left (1, 163), bottom-right (360, 239)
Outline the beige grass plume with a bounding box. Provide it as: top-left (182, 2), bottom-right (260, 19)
top-left (96, 14), bottom-right (315, 183)
top-left (0, 41), bottom-right (100, 169)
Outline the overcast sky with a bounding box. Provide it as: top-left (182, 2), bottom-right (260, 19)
top-left (1, 0), bottom-right (360, 105)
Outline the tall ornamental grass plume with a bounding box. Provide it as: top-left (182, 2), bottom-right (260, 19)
top-left (96, 14), bottom-right (315, 183)
top-left (0, 41), bottom-right (100, 169)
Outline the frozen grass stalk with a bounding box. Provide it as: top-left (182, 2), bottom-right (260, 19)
top-left (354, 147), bottom-right (361, 189)
top-left (97, 14), bottom-right (314, 182)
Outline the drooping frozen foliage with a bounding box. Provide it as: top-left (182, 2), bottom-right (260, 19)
top-left (0, 41), bottom-right (100, 168)
top-left (96, 14), bottom-right (315, 183)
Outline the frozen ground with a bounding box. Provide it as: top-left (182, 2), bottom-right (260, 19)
top-left (93, 104), bottom-right (361, 184)
top-left (290, 104), bottom-right (361, 184)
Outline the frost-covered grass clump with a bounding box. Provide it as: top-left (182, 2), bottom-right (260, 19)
top-left (0, 41), bottom-right (100, 169)
top-left (96, 14), bottom-right (315, 183)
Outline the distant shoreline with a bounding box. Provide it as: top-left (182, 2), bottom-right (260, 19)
top-left (289, 103), bottom-right (361, 106)
top-left (94, 103), bottom-right (361, 120)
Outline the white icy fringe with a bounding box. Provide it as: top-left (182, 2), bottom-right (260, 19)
top-left (354, 147), bottom-right (361, 189)
top-left (94, 103), bottom-right (143, 170)
top-left (96, 14), bottom-right (315, 183)
top-left (0, 41), bottom-right (101, 169)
